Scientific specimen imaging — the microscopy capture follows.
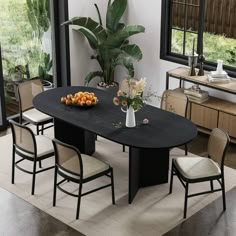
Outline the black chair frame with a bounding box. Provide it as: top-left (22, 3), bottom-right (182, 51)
top-left (17, 78), bottom-right (54, 135)
top-left (161, 89), bottom-right (189, 155)
top-left (52, 139), bottom-right (115, 220)
top-left (169, 130), bottom-right (230, 218)
top-left (10, 120), bottom-right (55, 195)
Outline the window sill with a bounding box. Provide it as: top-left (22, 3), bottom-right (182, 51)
top-left (160, 54), bottom-right (236, 78)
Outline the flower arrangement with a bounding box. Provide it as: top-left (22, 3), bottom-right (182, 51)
top-left (113, 78), bottom-right (146, 110)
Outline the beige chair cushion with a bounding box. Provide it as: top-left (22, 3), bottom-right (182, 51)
top-left (16, 135), bottom-right (54, 159)
top-left (59, 154), bottom-right (110, 179)
top-left (23, 108), bottom-right (52, 123)
top-left (175, 157), bottom-right (221, 180)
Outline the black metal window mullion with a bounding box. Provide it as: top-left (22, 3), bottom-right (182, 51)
top-left (182, 0), bottom-right (188, 55)
top-left (197, 0), bottom-right (205, 55)
top-left (0, 45), bottom-right (7, 131)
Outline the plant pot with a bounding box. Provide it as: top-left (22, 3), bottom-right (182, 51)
top-left (96, 81), bottom-right (119, 95)
top-left (11, 72), bottom-right (22, 82)
top-left (42, 80), bottom-right (54, 91)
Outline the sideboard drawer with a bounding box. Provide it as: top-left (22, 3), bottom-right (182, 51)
top-left (191, 103), bottom-right (218, 129)
top-left (218, 112), bottom-right (236, 138)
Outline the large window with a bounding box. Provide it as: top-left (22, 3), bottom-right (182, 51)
top-left (161, 0), bottom-right (236, 76)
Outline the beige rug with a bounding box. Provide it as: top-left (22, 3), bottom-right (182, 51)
top-left (0, 128), bottom-right (236, 236)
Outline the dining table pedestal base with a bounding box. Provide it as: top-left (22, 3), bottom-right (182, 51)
top-left (129, 147), bottom-right (169, 203)
top-left (54, 118), bottom-right (95, 155)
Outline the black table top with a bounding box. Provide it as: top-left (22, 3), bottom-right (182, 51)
top-left (33, 86), bottom-right (197, 149)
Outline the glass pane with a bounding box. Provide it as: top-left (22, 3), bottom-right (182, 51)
top-left (171, 29), bottom-right (184, 54)
top-left (186, 5), bottom-right (199, 32)
top-left (203, 0), bottom-right (236, 68)
top-left (171, 0), bottom-right (200, 56)
top-left (0, 0), bottom-right (53, 117)
top-left (171, 2), bottom-right (185, 29)
top-left (185, 32), bottom-right (198, 56)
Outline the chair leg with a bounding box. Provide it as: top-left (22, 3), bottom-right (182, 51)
top-left (122, 145), bottom-right (125, 152)
top-left (76, 183), bottom-right (83, 220)
top-left (184, 182), bottom-right (189, 219)
top-left (169, 160), bottom-right (174, 194)
top-left (221, 176), bottom-right (226, 211)
top-left (19, 114), bottom-right (23, 124)
top-left (36, 125), bottom-right (40, 135)
top-left (12, 147), bottom-right (15, 184)
top-left (31, 160), bottom-right (37, 195)
top-left (210, 180), bottom-right (214, 192)
top-left (41, 124), bottom-right (44, 135)
top-left (53, 167), bottom-right (58, 207)
top-left (111, 169), bottom-right (115, 205)
top-left (185, 144), bottom-right (188, 156)
top-left (39, 160), bottom-right (42, 168)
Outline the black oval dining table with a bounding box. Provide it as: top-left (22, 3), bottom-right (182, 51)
top-left (33, 86), bottom-right (197, 203)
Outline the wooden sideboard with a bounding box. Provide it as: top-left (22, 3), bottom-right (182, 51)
top-left (167, 67), bottom-right (236, 142)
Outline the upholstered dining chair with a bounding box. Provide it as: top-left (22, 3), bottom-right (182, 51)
top-left (169, 128), bottom-right (230, 218)
top-left (161, 89), bottom-right (189, 155)
top-left (17, 78), bottom-right (53, 135)
top-left (52, 139), bottom-right (115, 220)
top-left (9, 120), bottom-right (55, 195)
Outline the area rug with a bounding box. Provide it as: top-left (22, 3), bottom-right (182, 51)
top-left (0, 129), bottom-right (236, 236)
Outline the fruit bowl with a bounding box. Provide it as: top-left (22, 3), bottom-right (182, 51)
top-left (61, 91), bottom-right (98, 107)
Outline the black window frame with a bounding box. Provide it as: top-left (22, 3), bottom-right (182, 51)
top-left (160, 0), bottom-right (236, 78)
top-left (0, 0), bottom-right (71, 130)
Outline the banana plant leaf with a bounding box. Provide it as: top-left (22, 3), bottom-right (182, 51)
top-left (108, 45), bottom-right (142, 61)
top-left (75, 28), bottom-right (98, 49)
top-left (105, 25), bottom-right (145, 47)
top-left (121, 44), bottom-right (143, 61)
top-left (63, 17), bottom-right (107, 43)
top-left (84, 71), bottom-right (104, 86)
top-left (113, 56), bottom-right (134, 77)
top-left (106, 0), bottom-right (127, 33)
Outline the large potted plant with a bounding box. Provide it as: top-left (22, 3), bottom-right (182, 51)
top-left (38, 52), bottom-right (53, 89)
top-left (63, 0), bottom-right (145, 91)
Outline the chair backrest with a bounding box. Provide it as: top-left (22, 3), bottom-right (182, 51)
top-left (18, 78), bottom-right (43, 112)
top-left (52, 139), bottom-right (83, 178)
top-left (208, 128), bottom-right (230, 169)
top-left (9, 120), bottom-right (36, 156)
top-left (161, 89), bottom-right (188, 117)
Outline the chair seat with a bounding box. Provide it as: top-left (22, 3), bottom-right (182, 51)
top-left (174, 157), bottom-right (221, 180)
top-left (23, 108), bottom-right (52, 123)
top-left (16, 135), bottom-right (54, 159)
top-left (60, 154), bottom-right (110, 179)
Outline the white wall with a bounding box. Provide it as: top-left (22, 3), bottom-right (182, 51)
top-left (68, 0), bottom-right (236, 106)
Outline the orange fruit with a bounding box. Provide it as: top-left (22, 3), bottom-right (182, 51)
top-left (80, 101), bottom-right (85, 106)
top-left (67, 94), bottom-right (72, 100)
top-left (61, 97), bottom-right (66, 103)
top-left (66, 99), bottom-right (71, 105)
top-left (82, 96), bottom-right (87, 102)
top-left (86, 100), bottom-right (92, 106)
